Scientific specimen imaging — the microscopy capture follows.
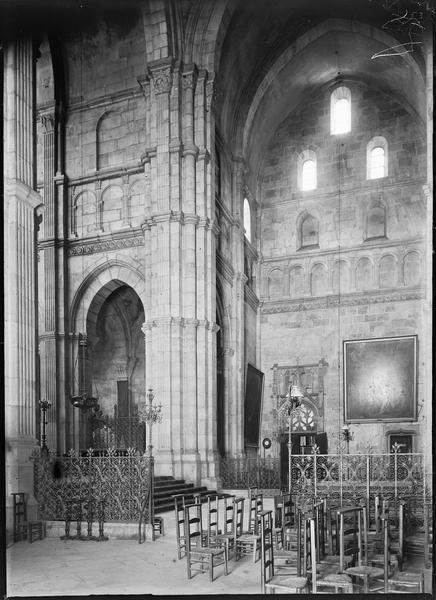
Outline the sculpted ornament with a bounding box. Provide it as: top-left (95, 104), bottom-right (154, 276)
top-left (152, 68), bottom-right (172, 94)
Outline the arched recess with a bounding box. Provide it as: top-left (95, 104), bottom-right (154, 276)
top-left (70, 260), bottom-right (145, 334)
top-left (69, 261), bottom-right (146, 450)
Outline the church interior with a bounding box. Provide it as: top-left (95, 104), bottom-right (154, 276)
top-left (3, 0), bottom-right (433, 595)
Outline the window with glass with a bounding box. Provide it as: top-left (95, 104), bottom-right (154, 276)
top-left (330, 86), bottom-right (351, 134)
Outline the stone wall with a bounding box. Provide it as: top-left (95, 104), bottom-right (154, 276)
top-left (259, 78), bottom-right (427, 456)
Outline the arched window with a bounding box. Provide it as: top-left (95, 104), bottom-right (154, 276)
top-left (298, 150), bottom-right (317, 191)
top-left (367, 137), bottom-right (388, 179)
top-left (243, 197), bottom-right (251, 242)
top-left (300, 214), bottom-right (319, 248)
top-left (302, 160), bottom-right (316, 190)
top-left (331, 86), bottom-right (351, 135)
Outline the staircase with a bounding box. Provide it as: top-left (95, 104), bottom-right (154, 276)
top-left (153, 475), bottom-right (218, 514)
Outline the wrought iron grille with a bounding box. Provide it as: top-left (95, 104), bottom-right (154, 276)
top-left (32, 448), bottom-right (152, 522)
top-left (219, 456), bottom-right (281, 490)
top-left (219, 452), bottom-right (430, 509)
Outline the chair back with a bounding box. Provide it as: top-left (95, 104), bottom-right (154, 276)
top-left (221, 495), bottom-right (236, 534)
top-left (337, 506), bottom-right (363, 571)
top-left (259, 510), bottom-right (274, 592)
top-left (314, 499), bottom-right (327, 561)
top-left (303, 517), bottom-right (319, 592)
top-left (273, 494), bottom-right (284, 529)
top-left (234, 496), bottom-right (244, 537)
top-left (184, 503), bottom-right (204, 551)
top-left (252, 493), bottom-right (263, 534)
top-left (206, 494), bottom-right (220, 538)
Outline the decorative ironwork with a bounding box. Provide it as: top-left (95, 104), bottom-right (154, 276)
top-left (219, 452), bottom-right (430, 515)
top-left (219, 456), bottom-right (281, 491)
top-left (32, 448), bottom-right (152, 523)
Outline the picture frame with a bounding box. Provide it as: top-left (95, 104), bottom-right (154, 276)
top-left (343, 335), bottom-right (418, 423)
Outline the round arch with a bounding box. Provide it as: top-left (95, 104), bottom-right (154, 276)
top-left (70, 259), bottom-right (145, 334)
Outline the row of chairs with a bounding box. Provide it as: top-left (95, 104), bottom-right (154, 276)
top-left (261, 494), bottom-right (426, 594)
top-left (173, 491), bottom-right (266, 581)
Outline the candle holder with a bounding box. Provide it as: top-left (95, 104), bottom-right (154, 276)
top-left (341, 424), bottom-right (354, 454)
top-left (139, 389), bottom-right (163, 459)
top-left (39, 399), bottom-right (51, 458)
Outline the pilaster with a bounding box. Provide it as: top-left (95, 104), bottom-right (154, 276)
top-left (4, 38), bottom-right (41, 536)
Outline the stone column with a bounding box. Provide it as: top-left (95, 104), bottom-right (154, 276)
top-left (4, 38), bottom-right (41, 535)
top-left (228, 158), bottom-right (246, 457)
top-left (38, 111), bottom-right (57, 450)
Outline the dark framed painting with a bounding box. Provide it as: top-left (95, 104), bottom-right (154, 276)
top-left (343, 335), bottom-right (417, 422)
top-left (244, 363), bottom-right (264, 448)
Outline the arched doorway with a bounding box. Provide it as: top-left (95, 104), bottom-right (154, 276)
top-left (75, 283), bottom-right (146, 451)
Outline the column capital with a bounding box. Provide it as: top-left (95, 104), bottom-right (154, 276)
top-left (148, 59), bottom-right (174, 95)
top-left (181, 65), bottom-right (198, 91)
top-left (39, 111), bottom-right (55, 134)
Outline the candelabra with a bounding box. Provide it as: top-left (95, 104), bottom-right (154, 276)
top-left (278, 384), bottom-right (305, 495)
top-left (141, 389), bottom-right (163, 459)
top-left (39, 399), bottom-right (51, 458)
top-left (341, 424), bottom-right (354, 454)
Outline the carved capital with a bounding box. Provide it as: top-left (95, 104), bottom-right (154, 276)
top-left (182, 67), bottom-right (197, 91)
top-left (150, 66), bottom-right (172, 94)
top-left (40, 112), bottom-right (55, 134)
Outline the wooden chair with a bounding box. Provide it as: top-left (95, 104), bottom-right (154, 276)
top-left (11, 492), bottom-right (46, 544)
top-left (236, 493), bottom-right (262, 562)
top-left (208, 496), bottom-right (244, 560)
top-left (343, 507), bottom-right (384, 593)
top-left (173, 494), bottom-right (187, 559)
top-left (371, 515), bottom-right (425, 593)
top-left (305, 517), bottom-right (354, 594)
top-left (273, 492), bottom-right (293, 549)
top-left (184, 503), bottom-right (228, 582)
top-left (260, 509), bottom-right (309, 594)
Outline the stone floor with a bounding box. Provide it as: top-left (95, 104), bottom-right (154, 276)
top-left (6, 499), bottom-right (433, 598)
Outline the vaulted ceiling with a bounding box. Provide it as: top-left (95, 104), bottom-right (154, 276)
top-left (214, 0), bottom-right (428, 183)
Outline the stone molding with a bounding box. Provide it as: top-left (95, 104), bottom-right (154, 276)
top-left (67, 232), bottom-right (144, 256)
top-left (142, 317), bottom-right (216, 330)
top-left (67, 165), bottom-right (144, 187)
top-left (64, 86), bottom-right (143, 114)
top-left (216, 253), bottom-right (235, 284)
top-left (244, 285), bottom-right (260, 311)
top-left (261, 288), bottom-right (425, 314)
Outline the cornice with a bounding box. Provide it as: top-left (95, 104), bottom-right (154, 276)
top-left (261, 288), bottom-right (425, 314)
top-left (63, 86), bottom-right (144, 114)
top-left (67, 164), bottom-right (144, 187)
top-left (67, 229), bottom-right (144, 257)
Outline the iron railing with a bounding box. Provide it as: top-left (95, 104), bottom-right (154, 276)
top-left (219, 452), bottom-right (430, 507)
top-left (32, 448), bottom-right (152, 522)
top-left (219, 456), bottom-right (281, 490)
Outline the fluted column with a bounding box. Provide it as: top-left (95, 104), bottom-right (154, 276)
top-left (4, 38), bottom-right (41, 536)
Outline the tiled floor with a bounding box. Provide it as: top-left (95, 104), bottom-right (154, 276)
top-left (6, 500), bottom-right (433, 597)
